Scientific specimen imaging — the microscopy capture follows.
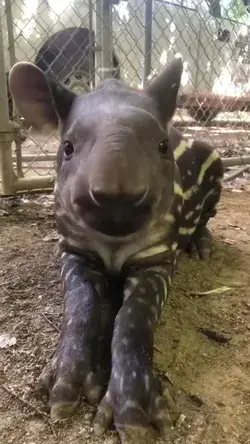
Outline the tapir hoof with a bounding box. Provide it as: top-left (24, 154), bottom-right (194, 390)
top-left (186, 226), bottom-right (213, 260)
top-left (37, 354), bottom-right (103, 421)
top-left (94, 374), bottom-right (179, 443)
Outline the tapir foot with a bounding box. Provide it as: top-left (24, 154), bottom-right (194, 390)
top-left (37, 352), bottom-right (104, 421)
top-left (186, 226), bottom-right (213, 260)
top-left (94, 374), bottom-right (179, 444)
top-left (37, 294), bottom-right (116, 421)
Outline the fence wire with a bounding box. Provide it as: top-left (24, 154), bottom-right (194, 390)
top-left (1, 0), bottom-right (250, 191)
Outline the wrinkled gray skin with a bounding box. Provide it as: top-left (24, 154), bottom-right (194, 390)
top-left (9, 59), bottom-right (221, 444)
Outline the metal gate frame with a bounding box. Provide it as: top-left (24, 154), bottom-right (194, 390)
top-left (1, 0), bottom-right (250, 196)
top-left (0, 0), bottom-right (114, 196)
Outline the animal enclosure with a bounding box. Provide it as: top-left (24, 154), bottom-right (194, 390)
top-left (1, 2), bottom-right (250, 444)
top-left (1, 0), bottom-right (250, 194)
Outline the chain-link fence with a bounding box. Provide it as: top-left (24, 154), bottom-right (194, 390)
top-left (1, 0), bottom-right (250, 195)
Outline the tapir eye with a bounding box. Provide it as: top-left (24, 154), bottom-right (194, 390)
top-left (63, 141), bottom-right (74, 159)
top-left (158, 139), bottom-right (169, 155)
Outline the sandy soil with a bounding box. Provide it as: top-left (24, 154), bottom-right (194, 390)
top-left (0, 188), bottom-right (250, 444)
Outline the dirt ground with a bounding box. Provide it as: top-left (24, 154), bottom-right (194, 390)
top-left (0, 188), bottom-right (250, 444)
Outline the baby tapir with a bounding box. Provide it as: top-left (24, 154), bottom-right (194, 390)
top-left (9, 58), bottom-right (223, 444)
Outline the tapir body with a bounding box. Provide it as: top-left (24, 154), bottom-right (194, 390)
top-left (9, 59), bottom-right (223, 444)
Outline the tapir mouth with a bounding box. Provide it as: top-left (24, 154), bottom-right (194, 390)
top-left (76, 203), bottom-right (152, 237)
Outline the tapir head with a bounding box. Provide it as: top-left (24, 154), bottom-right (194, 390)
top-left (9, 59), bottom-right (183, 238)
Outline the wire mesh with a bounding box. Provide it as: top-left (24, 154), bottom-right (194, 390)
top-left (1, 0), bottom-right (250, 188)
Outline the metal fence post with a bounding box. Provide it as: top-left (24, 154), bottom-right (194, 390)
top-left (94, 0), bottom-right (114, 86)
top-left (88, 0), bottom-right (95, 90)
top-left (5, 0), bottom-right (24, 179)
top-left (143, 0), bottom-right (153, 87)
top-left (0, 5), bottom-right (15, 195)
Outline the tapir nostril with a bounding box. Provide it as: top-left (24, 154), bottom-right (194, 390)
top-left (88, 187), bottom-right (150, 208)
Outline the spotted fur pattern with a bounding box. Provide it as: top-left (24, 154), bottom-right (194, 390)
top-left (9, 59), bottom-right (223, 444)
top-left (50, 125), bottom-right (223, 441)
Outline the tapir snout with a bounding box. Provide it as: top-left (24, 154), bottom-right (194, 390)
top-left (70, 122), bottom-right (154, 236)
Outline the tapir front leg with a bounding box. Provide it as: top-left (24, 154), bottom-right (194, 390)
top-left (38, 252), bottom-right (111, 420)
top-left (94, 263), bottom-right (175, 443)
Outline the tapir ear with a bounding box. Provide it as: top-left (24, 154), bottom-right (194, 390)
top-left (9, 62), bottom-right (76, 129)
top-left (145, 57), bottom-right (183, 124)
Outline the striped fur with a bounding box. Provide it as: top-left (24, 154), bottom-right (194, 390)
top-left (9, 58), bottom-right (224, 441)
top-left (55, 128), bottom-right (223, 269)
top-left (111, 126), bottom-right (223, 266)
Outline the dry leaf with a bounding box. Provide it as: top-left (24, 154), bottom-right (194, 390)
top-left (43, 232), bottom-right (59, 242)
top-left (223, 239), bottom-right (235, 245)
top-left (0, 334), bottom-right (17, 348)
top-left (191, 286), bottom-right (232, 296)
